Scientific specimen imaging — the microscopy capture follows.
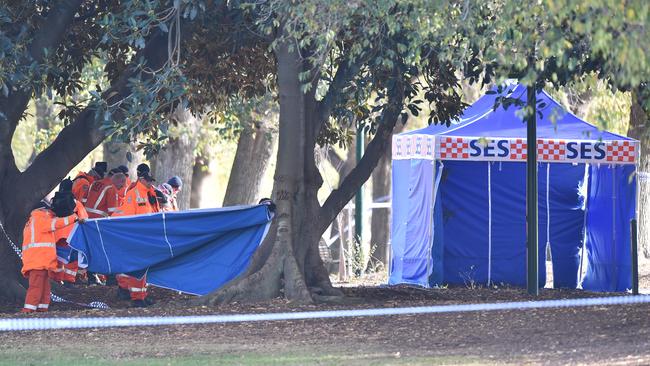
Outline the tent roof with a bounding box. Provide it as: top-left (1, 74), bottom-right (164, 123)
top-left (402, 84), bottom-right (633, 141)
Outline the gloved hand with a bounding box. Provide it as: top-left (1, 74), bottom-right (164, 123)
top-left (258, 198), bottom-right (276, 213)
top-left (148, 194), bottom-right (157, 205)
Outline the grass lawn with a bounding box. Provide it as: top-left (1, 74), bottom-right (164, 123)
top-left (0, 347), bottom-right (490, 366)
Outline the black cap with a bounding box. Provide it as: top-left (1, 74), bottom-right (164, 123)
top-left (59, 178), bottom-right (73, 192)
top-left (136, 163), bottom-right (150, 177)
top-left (117, 165), bottom-right (129, 175)
top-left (93, 162), bottom-right (108, 175)
top-left (258, 198), bottom-right (276, 213)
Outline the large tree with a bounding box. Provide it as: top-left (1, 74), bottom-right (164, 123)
top-left (0, 1), bottom-right (176, 301)
top-left (0, 1), bottom-right (273, 301)
top-left (200, 0), bottom-right (650, 305)
top-left (628, 84), bottom-right (650, 258)
top-left (222, 94), bottom-right (278, 206)
top-left (199, 1), bottom-right (473, 304)
top-left (151, 107), bottom-right (202, 210)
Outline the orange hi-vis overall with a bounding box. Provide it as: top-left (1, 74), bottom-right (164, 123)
top-left (72, 172), bottom-right (95, 204)
top-left (21, 208), bottom-right (77, 312)
top-left (84, 177), bottom-right (121, 218)
top-left (51, 200), bottom-right (88, 283)
top-left (115, 180), bottom-right (158, 300)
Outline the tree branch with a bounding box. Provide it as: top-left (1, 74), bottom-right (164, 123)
top-left (10, 30), bottom-right (170, 209)
top-left (317, 80), bottom-right (405, 234)
top-left (325, 147), bottom-right (346, 170)
top-left (0, 0), bottom-right (83, 135)
top-left (314, 55), bottom-right (365, 137)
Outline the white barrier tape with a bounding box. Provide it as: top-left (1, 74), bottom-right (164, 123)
top-left (1, 295), bottom-right (649, 332)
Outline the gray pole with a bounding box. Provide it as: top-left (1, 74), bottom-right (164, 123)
top-left (631, 219), bottom-right (639, 295)
top-left (355, 128), bottom-right (364, 242)
top-left (526, 84), bottom-right (539, 296)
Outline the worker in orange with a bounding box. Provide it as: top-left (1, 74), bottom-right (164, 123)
top-left (115, 165), bottom-right (131, 199)
top-left (71, 162), bottom-right (107, 204)
top-left (114, 163), bottom-right (158, 307)
top-left (85, 172), bottom-right (127, 219)
top-left (82, 171), bottom-right (128, 285)
top-left (21, 199), bottom-right (81, 313)
top-left (118, 163), bottom-right (159, 215)
top-left (49, 179), bottom-right (88, 285)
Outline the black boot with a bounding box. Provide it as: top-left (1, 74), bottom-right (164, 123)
top-left (117, 287), bottom-right (131, 300)
top-left (131, 299), bottom-right (147, 308)
top-left (105, 275), bottom-right (117, 286)
top-left (144, 297), bottom-right (155, 306)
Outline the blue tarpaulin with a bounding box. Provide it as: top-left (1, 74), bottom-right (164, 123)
top-left (389, 83), bottom-right (638, 292)
top-left (68, 204), bottom-right (273, 296)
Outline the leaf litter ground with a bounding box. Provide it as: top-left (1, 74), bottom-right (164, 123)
top-left (0, 260), bottom-right (648, 365)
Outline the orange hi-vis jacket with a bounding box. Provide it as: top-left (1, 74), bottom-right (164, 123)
top-left (21, 208), bottom-right (77, 276)
top-left (54, 200), bottom-right (88, 243)
top-left (84, 177), bottom-right (121, 218)
top-left (72, 172), bottom-right (95, 204)
top-left (116, 180), bottom-right (159, 216)
top-left (118, 177), bottom-right (131, 203)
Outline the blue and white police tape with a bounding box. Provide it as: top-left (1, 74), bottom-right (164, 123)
top-left (2, 294), bottom-right (649, 332)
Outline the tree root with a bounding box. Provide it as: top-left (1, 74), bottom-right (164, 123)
top-left (196, 214), bottom-right (314, 306)
top-left (0, 276), bottom-right (26, 303)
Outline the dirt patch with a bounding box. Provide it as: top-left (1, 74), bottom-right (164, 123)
top-left (0, 282), bottom-right (649, 365)
top-left (1, 262), bottom-right (649, 365)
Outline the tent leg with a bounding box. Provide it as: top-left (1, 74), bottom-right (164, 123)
top-left (526, 84), bottom-right (539, 296)
top-left (631, 219), bottom-right (639, 295)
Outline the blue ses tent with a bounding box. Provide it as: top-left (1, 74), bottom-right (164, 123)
top-left (67, 204), bottom-right (273, 296)
top-left (389, 84), bottom-right (638, 292)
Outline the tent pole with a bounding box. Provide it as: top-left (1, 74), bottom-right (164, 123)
top-left (355, 127), bottom-right (364, 255)
top-left (631, 219), bottom-right (639, 295)
top-left (526, 84), bottom-right (539, 296)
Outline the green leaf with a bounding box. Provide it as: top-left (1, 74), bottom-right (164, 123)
top-left (135, 37), bottom-right (146, 49)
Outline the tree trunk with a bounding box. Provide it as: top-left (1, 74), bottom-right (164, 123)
top-left (369, 141), bottom-right (391, 270)
top-left (190, 155), bottom-right (210, 209)
top-left (368, 124), bottom-right (403, 271)
top-left (102, 141), bottom-right (144, 176)
top-left (28, 95), bottom-right (55, 165)
top-left (628, 86), bottom-right (650, 258)
top-left (222, 117), bottom-right (277, 206)
top-left (0, 203), bottom-right (27, 303)
top-left (197, 36), bottom-right (405, 305)
top-left (329, 143), bottom-right (356, 276)
top-left (199, 36), bottom-right (317, 304)
top-left (151, 108), bottom-right (201, 210)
